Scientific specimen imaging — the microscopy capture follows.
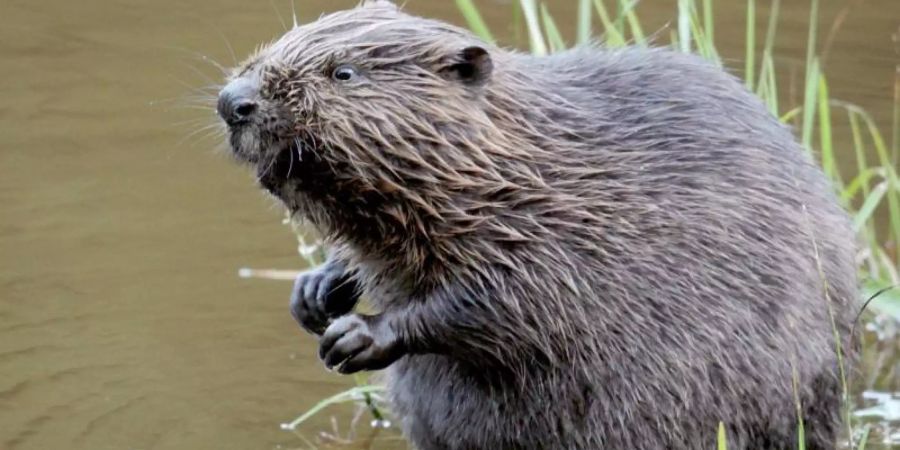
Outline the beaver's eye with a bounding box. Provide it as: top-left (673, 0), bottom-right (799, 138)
top-left (332, 65), bottom-right (357, 82)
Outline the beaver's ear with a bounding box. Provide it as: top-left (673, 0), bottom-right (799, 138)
top-left (440, 46), bottom-right (493, 86)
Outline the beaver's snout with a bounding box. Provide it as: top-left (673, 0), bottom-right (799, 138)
top-left (217, 77), bottom-right (260, 127)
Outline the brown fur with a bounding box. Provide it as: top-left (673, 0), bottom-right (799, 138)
top-left (219, 1), bottom-right (858, 449)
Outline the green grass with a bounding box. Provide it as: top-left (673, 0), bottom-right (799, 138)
top-left (285, 0), bottom-right (900, 447)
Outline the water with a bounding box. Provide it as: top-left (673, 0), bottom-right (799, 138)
top-left (1, 1), bottom-right (897, 449)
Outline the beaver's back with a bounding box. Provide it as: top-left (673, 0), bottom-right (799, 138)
top-left (386, 46), bottom-right (857, 450)
top-left (509, 46), bottom-right (856, 350)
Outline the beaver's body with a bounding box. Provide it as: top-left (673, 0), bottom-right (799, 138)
top-left (218, 2), bottom-right (857, 449)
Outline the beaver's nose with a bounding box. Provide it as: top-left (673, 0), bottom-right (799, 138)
top-left (217, 78), bottom-right (259, 127)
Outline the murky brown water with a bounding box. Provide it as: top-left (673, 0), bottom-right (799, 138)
top-left (1, 1), bottom-right (897, 449)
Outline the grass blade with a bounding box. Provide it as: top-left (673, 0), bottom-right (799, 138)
top-left (593, 0), bottom-right (626, 46)
top-left (818, 75), bottom-right (836, 181)
top-left (703, 0), bottom-right (713, 45)
top-left (853, 182), bottom-right (889, 232)
top-left (781, 106), bottom-right (801, 123)
top-left (849, 109), bottom-right (872, 198)
top-left (281, 385), bottom-right (386, 430)
top-left (577, 0), bottom-right (592, 45)
top-left (717, 422), bottom-right (728, 450)
top-left (761, 0), bottom-right (781, 66)
top-left (846, 104), bottom-right (900, 261)
top-left (677, 0), bottom-right (692, 53)
top-left (611, 0), bottom-right (626, 37)
top-left (893, 66), bottom-right (899, 165)
top-left (758, 53), bottom-right (778, 113)
top-left (840, 167), bottom-right (880, 203)
top-left (618, 0), bottom-right (646, 44)
top-left (757, 0), bottom-right (781, 98)
top-left (856, 424), bottom-right (870, 450)
top-left (688, 2), bottom-right (719, 63)
top-left (805, 0), bottom-right (820, 85)
top-left (455, 0), bottom-right (496, 43)
top-left (519, 0), bottom-right (547, 55)
top-left (511, 0), bottom-right (524, 45)
top-left (540, 4), bottom-right (567, 53)
top-left (801, 58), bottom-right (820, 150)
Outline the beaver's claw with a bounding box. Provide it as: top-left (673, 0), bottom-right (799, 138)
top-left (318, 314), bottom-right (404, 374)
top-left (290, 262), bottom-right (359, 336)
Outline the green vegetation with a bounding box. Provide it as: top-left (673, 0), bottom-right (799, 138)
top-left (285, 0), bottom-right (900, 447)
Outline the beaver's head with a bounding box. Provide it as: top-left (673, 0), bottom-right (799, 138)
top-left (219, 1), bottom-right (547, 276)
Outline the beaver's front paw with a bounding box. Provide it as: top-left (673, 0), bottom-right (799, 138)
top-left (318, 314), bottom-right (405, 374)
top-left (290, 263), bottom-right (359, 336)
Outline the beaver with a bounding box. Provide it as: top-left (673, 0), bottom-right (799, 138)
top-left (215, 1), bottom-right (858, 448)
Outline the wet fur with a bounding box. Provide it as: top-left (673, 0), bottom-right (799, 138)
top-left (224, 1), bottom-right (858, 448)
